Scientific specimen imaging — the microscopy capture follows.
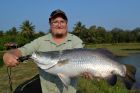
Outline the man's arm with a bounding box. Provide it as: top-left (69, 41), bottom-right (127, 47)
top-left (3, 36), bottom-right (43, 67)
top-left (3, 49), bottom-right (22, 67)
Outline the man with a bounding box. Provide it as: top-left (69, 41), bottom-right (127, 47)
top-left (3, 9), bottom-right (92, 93)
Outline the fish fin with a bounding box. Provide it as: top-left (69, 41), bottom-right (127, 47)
top-left (123, 64), bottom-right (136, 89)
top-left (57, 59), bottom-right (69, 66)
top-left (37, 60), bottom-right (58, 70)
top-left (57, 73), bottom-right (70, 89)
top-left (106, 75), bottom-right (117, 86)
top-left (43, 59), bottom-right (69, 69)
top-left (95, 48), bottom-right (116, 59)
top-left (45, 61), bottom-right (58, 69)
top-left (36, 63), bottom-right (50, 70)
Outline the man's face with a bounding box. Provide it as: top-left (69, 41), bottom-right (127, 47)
top-left (50, 16), bottom-right (67, 38)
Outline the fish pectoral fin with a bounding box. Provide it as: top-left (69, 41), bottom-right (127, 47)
top-left (105, 74), bottom-right (117, 86)
top-left (57, 59), bottom-right (69, 66)
top-left (38, 61), bottom-right (58, 70)
top-left (46, 62), bottom-right (58, 69)
top-left (36, 63), bottom-right (50, 69)
top-left (57, 73), bottom-right (70, 89)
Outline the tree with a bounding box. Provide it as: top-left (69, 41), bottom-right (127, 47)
top-left (132, 27), bottom-right (140, 42)
top-left (104, 32), bottom-right (113, 43)
top-left (88, 26), bottom-right (107, 43)
top-left (88, 25), bottom-right (97, 43)
top-left (15, 35), bottom-right (30, 47)
top-left (5, 27), bottom-right (18, 36)
top-left (20, 20), bottom-right (35, 40)
top-left (111, 28), bottom-right (124, 43)
top-left (95, 26), bottom-right (106, 43)
top-left (34, 31), bottom-right (45, 38)
top-left (72, 21), bottom-right (88, 42)
top-left (0, 30), bottom-right (3, 36)
top-left (73, 21), bottom-right (84, 37)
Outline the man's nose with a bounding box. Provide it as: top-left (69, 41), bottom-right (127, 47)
top-left (58, 22), bottom-right (61, 26)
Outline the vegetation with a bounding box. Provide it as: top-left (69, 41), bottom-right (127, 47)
top-left (72, 21), bottom-right (140, 44)
top-left (0, 61), bottom-right (38, 93)
top-left (0, 20), bottom-right (45, 51)
top-left (85, 43), bottom-right (140, 56)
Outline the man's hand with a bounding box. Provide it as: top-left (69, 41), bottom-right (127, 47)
top-left (81, 72), bottom-right (93, 80)
top-left (3, 52), bottom-right (19, 67)
top-left (3, 49), bottom-right (21, 67)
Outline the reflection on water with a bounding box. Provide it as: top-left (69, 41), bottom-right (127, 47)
top-left (117, 53), bottom-right (140, 89)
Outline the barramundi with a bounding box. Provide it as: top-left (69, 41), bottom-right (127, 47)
top-left (30, 48), bottom-right (136, 89)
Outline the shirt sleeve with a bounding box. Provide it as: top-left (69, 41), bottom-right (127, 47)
top-left (18, 39), bottom-right (39, 56)
top-left (71, 35), bottom-right (84, 48)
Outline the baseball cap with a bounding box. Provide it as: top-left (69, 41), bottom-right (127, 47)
top-left (49, 9), bottom-right (68, 22)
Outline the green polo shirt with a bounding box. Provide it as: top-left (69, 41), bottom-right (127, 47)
top-left (18, 33), bottom-right (83, 56)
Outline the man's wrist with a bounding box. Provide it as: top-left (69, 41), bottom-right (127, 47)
top-left (8, 49), bottom-right (22, 57)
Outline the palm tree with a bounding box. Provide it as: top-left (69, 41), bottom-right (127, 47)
top-left (72, 21), bottom-right (86, 37)
top-left (20, 20), bottom-right (35, 39)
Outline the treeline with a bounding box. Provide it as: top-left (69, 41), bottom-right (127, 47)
top-left (0, 20), bottom-right (140, 50)
top-left (0, 20), bottom-right (45, 50)
top-left (72, 22), bottom-right (140, 44)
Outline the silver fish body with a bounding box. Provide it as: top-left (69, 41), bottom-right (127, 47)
top-left (31, 48), bottom-right (136, 89)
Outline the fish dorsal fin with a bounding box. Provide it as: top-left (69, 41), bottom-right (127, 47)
top-left (57, 73), bottom-right (70, 89)
top-left (95, 48), bottom-right (116, 59)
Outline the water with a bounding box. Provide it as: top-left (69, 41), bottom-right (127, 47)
top-left (117, 53), bottom-right (140, 82)
top-left (117, 53), bottom-right (140, 89)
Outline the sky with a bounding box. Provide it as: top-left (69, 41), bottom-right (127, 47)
top-left (0, 0), bottom-right (140, 32)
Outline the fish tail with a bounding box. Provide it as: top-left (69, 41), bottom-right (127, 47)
top-left (123, 64), bottom-right (136, 89)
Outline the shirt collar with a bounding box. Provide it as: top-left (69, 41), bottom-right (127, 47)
top-left (44, 33), bottom-right (72, 45)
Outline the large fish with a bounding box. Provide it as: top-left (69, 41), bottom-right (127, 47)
top-left (30, 48), bottom-right (136, 89)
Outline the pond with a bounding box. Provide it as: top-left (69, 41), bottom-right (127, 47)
top-left (117, 53), bottom-right (140, 89)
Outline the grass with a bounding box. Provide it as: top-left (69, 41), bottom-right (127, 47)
top-left (0, 43), bottom-right (140, 93)
top-left (0, 61), bottom-right (38, 93)
top-left (77, 77), bottom-right (129, 93)
top-left (85, 43), bottom-right (140, 56)
top-left (77, 77), bottom-right (140, 93)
